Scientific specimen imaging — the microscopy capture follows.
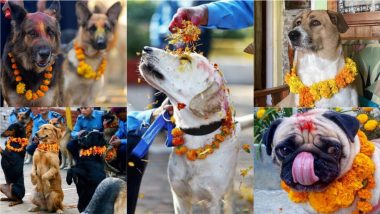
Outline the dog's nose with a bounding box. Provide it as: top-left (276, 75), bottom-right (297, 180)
top-left (143, 46), bottom-right (153, 54)
top-left (288, 30), bottom-right (301, 42)
top-left (96, 40), bottom-right (106, 49)
top-left (38, 48), bottom-right (51, 59)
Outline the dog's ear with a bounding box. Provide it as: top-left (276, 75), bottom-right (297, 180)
top-left (189, 82), bottom-right (223, 118)
top-left (323, 111), bottom-right (359, 142)
top-left (26, 108), bottom-right (32, 117)
top-left (45, 0), bottom-right (61, 20)
top-left (327, 10), bottom-right (349, 33)
top-left (8, 1), bottom-right (27, 26)
top-left (263, 119), bottom-right (283, 156)
top-left (106, 2), bottom-right (122, 26)
top-left (76, 1), bottom-right (92, 27)
top-left (53, 126), bottom-right (62, 139)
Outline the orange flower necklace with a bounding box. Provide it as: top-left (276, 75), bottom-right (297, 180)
top-left (5, 137), bottom-right (28, 153)
top-left (104, 146), bottom-right (117, 162)
top-left (37, 143), bottom-right (59, 153)
top-left (73, 42), bottom-right (107, 80)
top-left (281, 130), bottom-right (376, 214)
top-left (25, 121), bottom-right (33, 139)
top-left (79, 146), bottom-right (106, 157)
top-left (8, 53), bottom-right (53, 101)
top-left (172, 107), bottom-right (235, 161)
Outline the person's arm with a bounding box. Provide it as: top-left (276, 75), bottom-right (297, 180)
top-left (169, 0), bottom-right (253, 31)
top-left (31, 120), bottom-right (39, 138)
top-left (71, 117), bottom-right (82, 139)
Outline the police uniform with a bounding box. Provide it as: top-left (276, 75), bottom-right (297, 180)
top-left (8, 107), bottom-right (33, 124)
top-left (26, 111), bottom-right (63, 155)
top-left (67, 110), bottom-right (104, 162)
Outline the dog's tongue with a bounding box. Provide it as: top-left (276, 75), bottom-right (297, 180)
top-left (292, 152), bottom-right (319, 186)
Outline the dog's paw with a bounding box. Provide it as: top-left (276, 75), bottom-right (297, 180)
top-left (28, 206), bottom-right (40, 212)
top-left (56, 209), bottom-right (64, 214)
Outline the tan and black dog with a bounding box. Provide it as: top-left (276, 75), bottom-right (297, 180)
top-left (1, 0), bottom-right (63, 107)
top-left (63, 1), bottom-right (122, 106)
top-left (16, 109), bottom-right (34, 164)
top-left (48, 116), bottom-right (73, 169)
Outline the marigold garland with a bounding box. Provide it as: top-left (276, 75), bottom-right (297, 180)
top-left (172, 107), bottom-right (235, 161)
top-left (104, 146), bottom-right (117, 162)
top-left (8, 53), bottom-right (53, 101)
top-left (79, 146), bottom-right (106, 157)
top-left (37, 143), bottom-right (59, 153)
top-left (73, 42), bottom-right (106, 80)
top-left (5, 137), bottom-right (28, 153)
top-left (285, 57), bottom-right (357, 107)
top-left (281, 130), bottom-right (376, 214)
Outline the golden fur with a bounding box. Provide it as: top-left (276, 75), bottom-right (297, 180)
top-left (29, 124), bottom-right (64, 213)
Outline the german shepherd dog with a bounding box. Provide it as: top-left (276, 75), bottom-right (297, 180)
top-left (63, 1), bottom-right (122, 106)
top-left (16, 109), bottom-right (34, 163)
top-left (66, 131), bottom-right (106, 212)
top-left (1, 0), bottom-right (63, 106)
top-left (0, 122), bottom-right (27, 206)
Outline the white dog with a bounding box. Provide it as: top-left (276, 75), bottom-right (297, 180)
top-left (139, 46), bottom-right (252, 213)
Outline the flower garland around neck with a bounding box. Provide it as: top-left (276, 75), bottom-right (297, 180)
top-left (74, 41), bottom-right (107, 80)
top-left (80, 146), bottom-right (106, 157)
top-left (171, 107), bottom-right (235, 161)
top-left (281, 130), bottom-right (376, 214)
top-left (8, 53), bottom-right (53, 101)
top-left (5, 137), bottom-right (28, 152)
top-left (37, 143), bottom-right (59, 153)
top-left (104, 146), bottom-right (117, 162)
top-left (285, 57), bottom-right (357, 107)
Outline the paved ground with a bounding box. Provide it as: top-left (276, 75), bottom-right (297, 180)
top-left (128, 54), bottom-right (254, 213)
top-left (0, 158), bottom-right (80, 214)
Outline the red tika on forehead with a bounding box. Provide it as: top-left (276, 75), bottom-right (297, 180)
top-left (295, 112), bottom-right (317, 133)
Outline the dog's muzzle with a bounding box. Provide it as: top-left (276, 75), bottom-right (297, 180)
top-left (34, 46), bottom-right (52, 67)
top-left (288, 30), bottom-right (301, 43)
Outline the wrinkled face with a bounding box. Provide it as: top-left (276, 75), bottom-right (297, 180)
top-left (1, 123), bottom-right (25, 138)
top-left (139, 47), bottom-right (222, 106)
top-left (76, 1), bottom-right (121, 50)
top-left (36, 124), bottom-right (61, 142)
top-left (264, 110), bottom-right (359, 192)
top-left (8, 1), bottom-right (61, 72)
top-left (78, 131), bottom-right (106, 149)
top-left (288, 10), bottom-right (346, 52)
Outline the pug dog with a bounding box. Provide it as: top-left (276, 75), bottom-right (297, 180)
top-left (263, 109), bottom-right (380, 213)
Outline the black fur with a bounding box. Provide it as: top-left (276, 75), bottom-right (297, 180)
top-left (322, 110), bottom-right (359, 142)
top-left (66, 131), bottom-right (106, 212)
top-left (0, 122), bottom-right (27, 200)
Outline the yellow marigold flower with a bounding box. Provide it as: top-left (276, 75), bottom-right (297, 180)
top-left (256, 109), bottom-right (266, 119)
top-left (25, 90), bottom-right (33, 100)
top-left (16, 82), bottom-right (26, 94)
top-left (289, 191), bottom-right (308, 203)
top-left (356, 114), bottom-right (368, 124)
top-left (364, 119), bottom-right (378, 131)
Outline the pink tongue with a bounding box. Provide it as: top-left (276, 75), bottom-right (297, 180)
top-left (292, 152), bottom-right (319, 185)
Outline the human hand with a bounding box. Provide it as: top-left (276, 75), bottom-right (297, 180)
top-left (110, 139), bottom-right (121, 147)
top-left (169, 5), bottom-right (208, 33)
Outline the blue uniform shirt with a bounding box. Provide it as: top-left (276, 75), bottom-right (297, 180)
top-left (8, 107), bottom-right (33, 124)
top-left (115, 109), bottom-right (154, 145)
top-left (32, 111), bottom-right (63, 138)
top-left (206, 0), bottom-right (254, 29)
top-left (71, 110), bottom-right (104, 139)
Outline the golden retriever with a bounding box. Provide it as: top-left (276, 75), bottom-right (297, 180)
top-left (29, 124), bottom-right (64, 213)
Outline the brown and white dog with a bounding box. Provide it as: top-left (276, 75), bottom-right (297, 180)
top-left (62, 1), bottom-right (121, 106)
top-left (285, 10), bottom-right (358, 107)
top-left (264, 110), bottom-right (380, 214)
top-left (139, 46), bottom-right (253, 213)
top-left (29, 124), bottom-right (64, 213)
top-left (1, 1), bottom-right (63, 106)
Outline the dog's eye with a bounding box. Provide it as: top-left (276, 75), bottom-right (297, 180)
top-left (276, 146), bottom-right (294, 159)
top-left (327, 145), bottom-right (341, 158)
top-left (104, 25), bottom-right (111, 32)
top-left (28, 30), bottom-right (38, 38)
top-left (47, 29), bottom-right (55, 36)
top-left (179, 55), bottom-right (191, 64)
top-left (310, 20), bottom-right (321, 27)
top-left (295, 20), bottom-right (302, 26)
top-left (88, 25), bottom-right (97, 33)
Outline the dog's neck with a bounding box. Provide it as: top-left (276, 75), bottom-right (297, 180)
top-left (295, 45), bottom-right (345, 86)
top-left (74, 32), bottom-right (105, 58)
top-left (171, 101), bottom-right (227, 130)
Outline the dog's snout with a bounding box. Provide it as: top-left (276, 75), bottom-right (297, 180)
top-left (143, 46), bottom-right (153, 54)
top-left (95, 38), bottom-right (107, 50)
top-left (288, 30), bottom-right (301, 42)
top-left (38, 48), bottom-right (51, 59)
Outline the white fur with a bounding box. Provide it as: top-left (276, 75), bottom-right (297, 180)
top-left (294, 49), bottom-right (358, 107)
top-left (140, 47), bottom-right (241, 213)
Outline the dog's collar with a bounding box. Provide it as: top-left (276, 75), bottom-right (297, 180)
top-left (179, 120), bottom-right (223, 136)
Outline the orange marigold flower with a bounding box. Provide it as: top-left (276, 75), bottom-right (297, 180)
top-left (44, 73), bottom-right (53, 79)
top-left (358, 189), bottom-right (372, 200)
top-left (15, 76), bottom-right (22, 82)
top-left (40, 85), bottom-right (49, 92)
top-left (172, 137), bottom-right (184, 146)
top-left (32, 93), bottom-right (39, 100)
top-left (357, 201), bottom-right (373, 212)
top-left (215, 134), bottom-right (224, 142)
top-left (43, 79), bottom-right (51, 85)
top-left (299, 87), bottom-right (314, 107)
top-left (186, 150), bottom-right (197, 161)
top-left (171, 128), bottom-right (183, 137)
top-left (36, 90), bottom-right (44, 97)
top-left (11, 63), bottom-right (17, 69)
top-left (13, 69), bottom-right (20, 75)
top-left (25, 90), bottom-right (33, 100)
